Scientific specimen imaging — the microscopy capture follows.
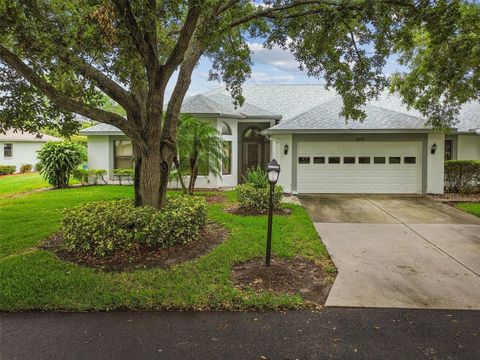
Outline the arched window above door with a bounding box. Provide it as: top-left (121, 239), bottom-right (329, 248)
top-left (221, 122), bottom-right (232, 135)
top-left (243, 126), bottom-right (263, 140)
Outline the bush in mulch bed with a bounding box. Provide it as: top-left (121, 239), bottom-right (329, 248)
top-left (235, 166), bottom-right (284, 215)
top-left (43, 222), bottom-right (229, 271)
top-left (231, 257), bottom-right (336, 305)
top-left (62, 195), bottom-right (207, 258)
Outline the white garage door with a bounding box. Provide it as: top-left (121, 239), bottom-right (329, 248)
top-left (297, 141), bottom-right (422, 194)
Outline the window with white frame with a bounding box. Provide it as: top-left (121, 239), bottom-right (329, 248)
top-left (3, 143), bottom-right (12, 158)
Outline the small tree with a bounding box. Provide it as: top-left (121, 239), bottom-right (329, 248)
top-left (37, 141), bottom-right (86, 188)
top-left (176, 116), bottom-right (227, 194)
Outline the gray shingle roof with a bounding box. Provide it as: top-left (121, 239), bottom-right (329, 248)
top-left (204, 84), bottom-right (336, 120)
top-left (0, 129), bottom-right (61, 142)
top-left (80, 84), bottom-right (479, 134)
top-left (272, 99), bottom-right (426, 131)
top-left (80, 123), bottom-right (123, 134)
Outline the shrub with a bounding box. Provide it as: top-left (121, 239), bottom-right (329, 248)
top-left (444, 160), bottom-right (480, 193)
top-left (35, 163), bottom-right (43, 172)
top-left (0, 165), bottom-right (16, 175)
top-left (236, 183), bottom-right (283, 213)
top-left (62, 196), bottom-right (207, 257)
top-left (72, 169), bottom-right (89, 185)
top-left (37, 141), bottom-right (87, 188)
top-left (19, 164), bottom-right (33, 173)
top-left (242, 166), bottom-right (269, 188)
top-left (72, 169), bottom-right (108, 185)
top-left (112, 168), bottom-right (134, 185)
top-left (90, 169), bottom-right (108, 184)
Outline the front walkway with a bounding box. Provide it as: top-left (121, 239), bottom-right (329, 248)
top-left (300, 194), bottom-right (480, 309)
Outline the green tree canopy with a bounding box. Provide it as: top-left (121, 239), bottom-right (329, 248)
top-left (1, 0), bottom-right (479, 208)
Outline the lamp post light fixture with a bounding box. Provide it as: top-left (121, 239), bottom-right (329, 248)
top-left (431, 143), bottom-right (437, 154)
top-left (284, 144), bottom-right (289, 155)
top-left (265, 159), bottom-right (281, 267)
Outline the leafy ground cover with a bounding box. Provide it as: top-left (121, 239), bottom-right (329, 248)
top-left (0, 185), bottom-right (335, 311)
top-left (455, 202), bottom-right (480, 217)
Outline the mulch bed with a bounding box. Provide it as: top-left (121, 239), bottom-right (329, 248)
top-left (204, 193), bottom-right (227, 204)
top-left (231, 257), bottom-right (333, 305)
top-left (226, 205), bottom-right (292, 216)
top-left (428, 193), bottom-right (480, 203)
top-left (41, 222), bottom-right (229, 272)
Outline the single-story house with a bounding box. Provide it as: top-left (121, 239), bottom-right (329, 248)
top-left (80, 85), bottom-right (480, 195)
top-left (0, 130), bottom-right (61, 172)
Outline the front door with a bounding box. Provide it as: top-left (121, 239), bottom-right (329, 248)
top-left (240, 126), bottom-right (270, 181)
top-left (243, 142), bottom-right (262, 174)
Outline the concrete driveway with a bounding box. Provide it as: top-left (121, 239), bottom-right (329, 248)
top-left (300, 194), bottom-right (480, 310)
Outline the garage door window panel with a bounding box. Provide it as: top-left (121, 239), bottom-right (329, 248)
top-left (359, 157), bottom-right (370, 164)
top-left (404, 157), bottom-right (416, 164)
top-left (389, 157), bottom-right (401, 164)
top-left (298, 157), bottom-right (310, 164)
top-left (374, 157), bottom-right (386, 164)
top-left (328, 157), bottom-right (340, 164)
top-left (343, 157), bottom-right (355, 164)
top-left (313, 157), bottom-right (325, 164)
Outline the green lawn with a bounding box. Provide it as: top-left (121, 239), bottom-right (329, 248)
top-left (455, 202), bottom-right (480, 217)
top-left (0, 172), bottom-right (51, 197)
top-left (0, 185), bottom-right (334, 311)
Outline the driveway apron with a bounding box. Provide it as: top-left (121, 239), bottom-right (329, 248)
top-left (300, 194), bottom-right (480, 309)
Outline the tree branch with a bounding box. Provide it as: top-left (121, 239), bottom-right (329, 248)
top-left (163, 41), bottom-right (204, 141)
top-left (0, 45), bottom-right (130, 134)
top-left (160, 3), bottom-right (202, 81)
top-left (228, 0), bottom-right (415, 28)
top-left (58, 53), bottom-right (137, 112)
top-left (111, 0), bottom-right (158, 69)
top-left (228, 0), bottom-right (334, 28)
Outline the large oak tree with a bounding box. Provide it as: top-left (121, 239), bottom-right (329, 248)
top-left (1, 0), bottom-right (479, 208)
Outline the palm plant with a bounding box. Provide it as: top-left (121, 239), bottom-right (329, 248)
top-left (176, 115), bottom-right (227, 194)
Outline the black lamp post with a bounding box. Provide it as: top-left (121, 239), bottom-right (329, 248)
top-left (265, 159), bottom-right (281, 267)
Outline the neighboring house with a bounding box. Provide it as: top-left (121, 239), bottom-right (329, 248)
top-left (80, 85), bottom-right (480, 195)
top-left (0, 130), bottom-right (61, 172)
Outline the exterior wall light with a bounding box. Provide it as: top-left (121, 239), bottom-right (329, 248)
top-left (265, 159), bottom-right (281, 266)
top-left (431, 143), bottom-right (437, 154)
top-left (284, 144), bottom-right (289, 155)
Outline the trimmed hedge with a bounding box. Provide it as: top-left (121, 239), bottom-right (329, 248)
top-left (19, 164), bottom-right (33, 173)
top-left (444, 160), bottom-right (480, 193)
top-left (73, 169), bottom-right (108, 185)
top-left (62, 196), bottom-right (207, 257)
top-left (236, 183), bottom-right (283, 213)
top-left (112, 168), bottom-right (134, 185)
top-left (0, 165), bottom-right (16, 175)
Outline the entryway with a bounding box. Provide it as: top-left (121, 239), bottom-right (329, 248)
top-left (239, 125), bottom-right (270, 181)
top-left (300, 194), bottom-right (480, 309)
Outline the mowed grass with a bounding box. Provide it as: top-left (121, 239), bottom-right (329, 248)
top-left (455, 202), bottom-right (480, 217)
top-left (0, 185), bottom-right (333, 311)
top-left (0, 172), bottom-right (51, 197)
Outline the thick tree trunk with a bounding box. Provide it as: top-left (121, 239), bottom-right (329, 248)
top-left (132, 132), bottom-right (164, 209)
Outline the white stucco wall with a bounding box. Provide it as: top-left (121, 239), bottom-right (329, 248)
top-left (86, 135), bottom-right (111, 171)
top-left (269, 134), bottom-right (293, 193)
top-left (426, 132), bottom-right (445, 194)
top-left (457, 134), bottom-right (480, 160)
top-left (0, 141), bottom-right (45, 172)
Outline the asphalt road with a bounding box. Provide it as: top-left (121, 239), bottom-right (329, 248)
top-left (1, 308), bottom-right (479, 360)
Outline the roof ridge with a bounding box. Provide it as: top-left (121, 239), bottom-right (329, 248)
top-left (365, 102), bottom-right (424, 121)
